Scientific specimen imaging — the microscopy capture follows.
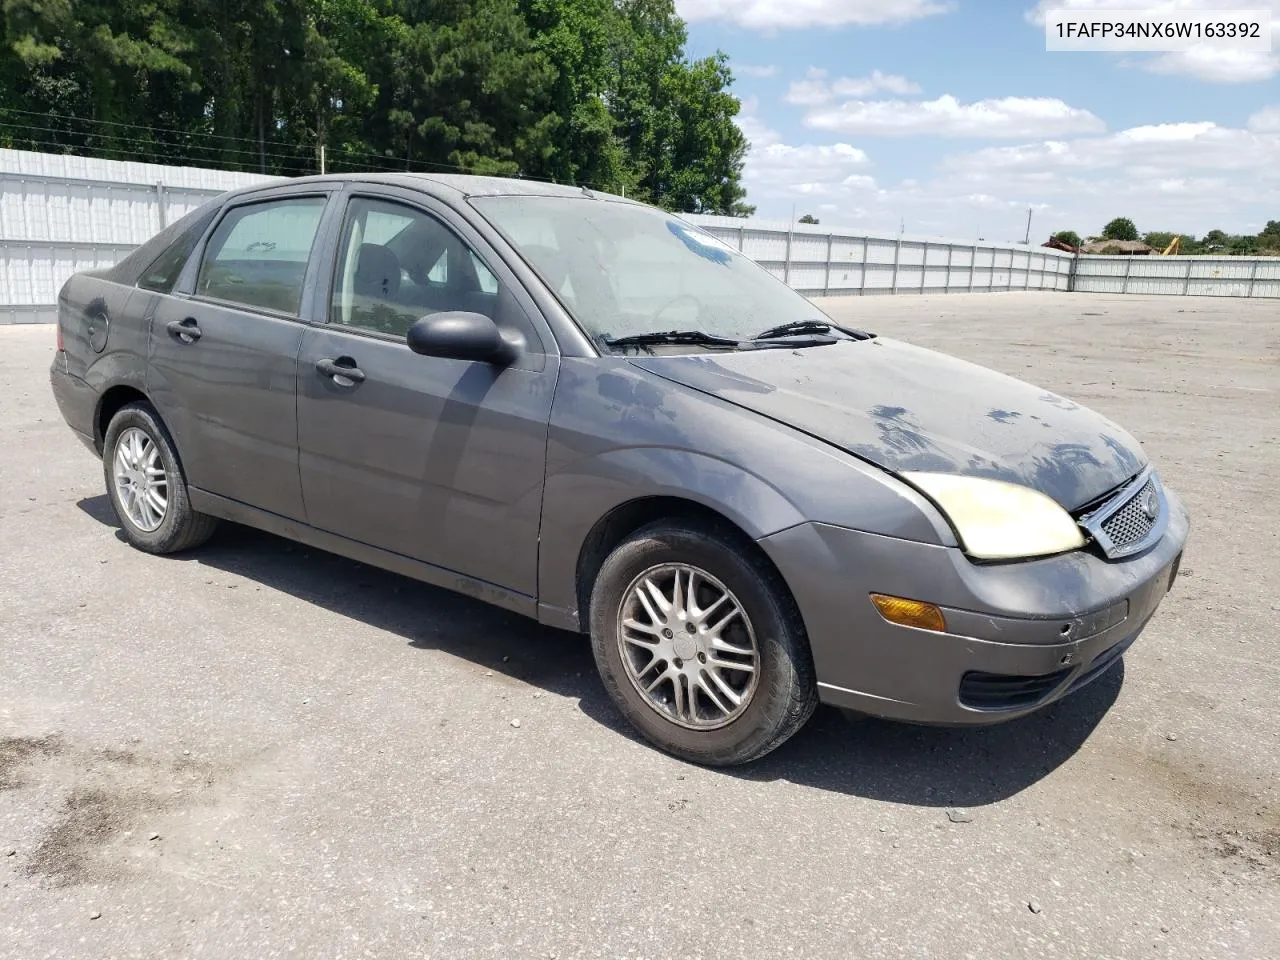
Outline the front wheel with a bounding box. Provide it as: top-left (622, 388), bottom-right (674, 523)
top-left (588, 521), bottom-right (818, 766)
top-left (102, 402), bottom-right (217, 554)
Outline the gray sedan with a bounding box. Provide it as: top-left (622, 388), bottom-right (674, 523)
top-left (49, 174), bottom-right (1189, 765)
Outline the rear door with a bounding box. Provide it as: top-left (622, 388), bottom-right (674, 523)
top-left (148, 189), bottom-right (337, 521)
top-left (295, 189), bottom-right (559, 599)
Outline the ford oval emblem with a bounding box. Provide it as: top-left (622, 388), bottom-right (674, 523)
top-left (1142, 488), bottom-right (1159, 521)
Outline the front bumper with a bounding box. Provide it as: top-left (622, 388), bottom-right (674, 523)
top-left (759, 487), bottom-right (1189, 725)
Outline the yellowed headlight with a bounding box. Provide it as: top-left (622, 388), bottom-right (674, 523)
top-left (903, 472), bottom-right (1085, 561)
top-left (870, 594), bottom-right (947, 632)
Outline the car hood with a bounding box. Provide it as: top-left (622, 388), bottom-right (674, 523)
top-left (629, 337), bottom-right (1146, 511)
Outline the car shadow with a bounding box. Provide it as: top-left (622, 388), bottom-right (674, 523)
top-left (78, 496), bottom-right (1122, 807)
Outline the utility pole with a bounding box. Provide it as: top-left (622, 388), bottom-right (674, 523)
top-left (319, 144), bottom-right (327, 176)
top-left (1023, 206), bottom-right (1033, 245)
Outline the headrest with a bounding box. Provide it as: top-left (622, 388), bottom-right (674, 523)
top-left (354, 243), bottom-right (401, 299)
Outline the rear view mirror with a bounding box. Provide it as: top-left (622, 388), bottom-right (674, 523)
top-left (406, 312), bottom-right (520, 365)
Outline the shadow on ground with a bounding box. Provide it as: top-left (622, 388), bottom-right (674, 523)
top-left (79, 495), bottom-right (1121, 808)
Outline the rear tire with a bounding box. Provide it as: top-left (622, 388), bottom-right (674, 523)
top-left (102, 402), bottom-right (217, 554)
top-left (588, 520), bottom-right (818, 766)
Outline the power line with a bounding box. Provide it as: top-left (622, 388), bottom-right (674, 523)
top-left (0, 106), bottom-right (611, 190)
top-left (0, 121), bottom-right (413, 175)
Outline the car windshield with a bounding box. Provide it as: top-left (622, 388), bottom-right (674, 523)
top-left (470, 196), bottom-right (828, 347)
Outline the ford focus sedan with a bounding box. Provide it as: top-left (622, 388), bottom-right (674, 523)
top-left (50, 174), bottom-right (1188, 766)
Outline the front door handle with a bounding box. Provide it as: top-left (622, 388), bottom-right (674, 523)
top-left (316, 357), bottom-right (367, 387)
top-left (166, 317), bottom-right (202, 344)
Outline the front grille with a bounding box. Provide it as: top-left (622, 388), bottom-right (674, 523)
top-left (1080, 467), bottom-right (1166, 560)
top-left (1100, 477), bottom-right (1158, 551)
top-left (959, 667), bottom-right (1072, 711)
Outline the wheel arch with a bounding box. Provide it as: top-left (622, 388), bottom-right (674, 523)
top-left (95, 384), bottom-right (153, 454)
top-left (572, 495), bottom-right (804, 637)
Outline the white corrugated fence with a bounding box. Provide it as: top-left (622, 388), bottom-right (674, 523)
top-left (680, 214), bottom-right (1074, 296)
top-left (1, 148), bottom-right (1275, 323)
top-left (0, 149), bottom-right (276, 323)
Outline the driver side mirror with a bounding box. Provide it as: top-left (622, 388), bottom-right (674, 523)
top-left (406, 311), bottom-right (521, 366)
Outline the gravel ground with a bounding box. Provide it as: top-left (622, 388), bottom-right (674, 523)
top-left (1, 291), bottom-right (1277, 960)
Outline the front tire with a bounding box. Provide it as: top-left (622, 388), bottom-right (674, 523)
top-left (102, 402), bottom-right (217, 554)
top-left (589, 520), bottom-right (818, 766)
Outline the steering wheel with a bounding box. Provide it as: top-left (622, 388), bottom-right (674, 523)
top-left (653, 293), bottom-right (705, 326)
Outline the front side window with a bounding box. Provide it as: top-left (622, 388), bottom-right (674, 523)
top-left (471, 196), bottom-right (825, 346)
top-left (330, 197), bottom-right (502, 337)
top-left (196, 197), bottom-right (327, 314)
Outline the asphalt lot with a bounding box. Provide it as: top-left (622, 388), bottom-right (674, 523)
top-left (1, 291), bottom-right (1277, 959)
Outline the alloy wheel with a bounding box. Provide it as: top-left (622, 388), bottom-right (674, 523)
top-left (616, 563), bottom-right (760, 730)
top-left (112, 426), bottom-right (169, 533)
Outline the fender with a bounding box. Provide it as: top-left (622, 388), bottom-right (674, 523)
top-left (536, 446), bottom-right (809, 629)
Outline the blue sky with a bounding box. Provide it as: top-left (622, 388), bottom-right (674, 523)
top-left (676, 0), bottom-right (1280, 241)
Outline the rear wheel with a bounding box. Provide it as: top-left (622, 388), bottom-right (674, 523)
top-left (589, 520), bottom-right (817, 766)
top-left (102, 402), bottom-right (217, 554)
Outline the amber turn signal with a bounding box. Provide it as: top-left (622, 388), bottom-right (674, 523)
top-left (870, 594), bottom-right (947, 633)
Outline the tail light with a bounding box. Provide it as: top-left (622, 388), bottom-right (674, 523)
top-left (56, 323), bottom-right (64, 352)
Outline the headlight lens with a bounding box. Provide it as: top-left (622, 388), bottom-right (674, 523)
top-left (903, 472), bottom-right (1085, 560)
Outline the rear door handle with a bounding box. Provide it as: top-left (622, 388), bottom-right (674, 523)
top-left (316, 357), bottom-right (367, 387)
top-left (166, 318), bottom-right (202, 344)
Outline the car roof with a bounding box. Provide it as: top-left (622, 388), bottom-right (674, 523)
top-left (229, 171), bottom-right (636, 205)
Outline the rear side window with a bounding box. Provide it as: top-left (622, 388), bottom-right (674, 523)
top-left (138, 209), bottom-right (217, 294)
top-left (196, 197), bottom-right (327, 314)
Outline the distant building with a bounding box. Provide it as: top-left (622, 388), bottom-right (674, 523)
top-left (1042, 236), bottom-right (1080, 253)
top-left (1081, 239), bottom-right (1155, 256)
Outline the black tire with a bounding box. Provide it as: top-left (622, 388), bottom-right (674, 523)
top-left (588, 520), bottom-right (818, 766)
top-left (102, 401), bottom-right (217, 554)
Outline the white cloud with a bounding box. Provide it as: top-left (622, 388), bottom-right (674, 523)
top-left (675, 0), bottom-right (952, 30)
top-left (941, 122), bottom-right (1279, 176)
top-left (1142, 47), bottom-right (1279, 82)
top-left (933, 120), bottom-right (1280, 235)
top-left (1026, 0), bottom-right (1277, 25)
top-left (1248, 106), bottom-right (1280, 132)
top-left (1026, 1), bottom-right (1280, 83)
top-left (735, 102), bottom-right (876, 204)
top-left (735, 64), bottom-right (779, 78)
top-left (786, 68), bottom-right (922, 105)
top-left (805, 95), bottom-right (1107, 138)
top-left (737, 108), bottom-right (1279, 238)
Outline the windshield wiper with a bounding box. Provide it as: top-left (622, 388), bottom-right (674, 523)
top-left (601, 330), bottom-right (741, 350)
top-left (751, 320), bottom-right (874, 341)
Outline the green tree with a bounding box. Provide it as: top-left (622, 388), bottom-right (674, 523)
top-left (652, 52), bottom-right (748, 213)
top-left (799, 214), bottom-right (820, 225)
top-left (1258, 220), bottom-right (1280, 250)
top-left (0, 0), bottom-right (196, 158)
top-left (181, 0), bottom-right (290, 172)
top-left (1202, 229), bottom-right (1229, 250)
top-left (518, 0), bottom-right (629, 190)
top-left (1227, 234), bottom-right (1258, 255)
top-left (0, 0), bottom-right (754, 205)
top-left (1102, 217), bottom-right (1139, 242)
top-left (364, 0), bottom-right (556, 177)
top-left (1052, 230), bottom-right (1081, 247)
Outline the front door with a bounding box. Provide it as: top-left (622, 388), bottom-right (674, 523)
top-left (148, 193), bottom-right (333, 521)
top-left (295, 194), bottom-right (558, 598)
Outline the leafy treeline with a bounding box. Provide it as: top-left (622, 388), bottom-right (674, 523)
top-left (0, 0), bottom-right (752, 214)
top-left (1053, 218), bottom-right (1280, 256)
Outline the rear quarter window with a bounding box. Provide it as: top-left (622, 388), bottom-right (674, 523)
top-left (137, 208), bottom-right (218, 294)
top-left (106, 201), bottom-right (220, 288)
